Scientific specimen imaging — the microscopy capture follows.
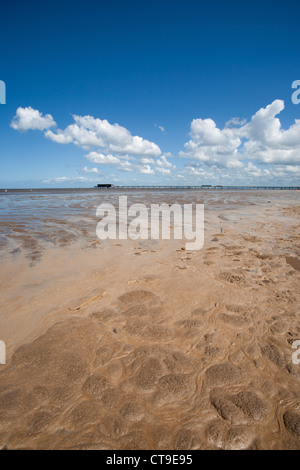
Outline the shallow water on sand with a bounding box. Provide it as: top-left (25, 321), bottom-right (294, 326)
top-left (0, 189), bottom-right (299, 258)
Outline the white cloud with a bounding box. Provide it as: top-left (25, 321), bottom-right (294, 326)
top-left (11, 101), bottom-right (300, 185)
top-left (11, 106), bottom-right (56, 131)
top-left (137, 164), bottom-right (155, 175)
top-left (42, 176), bottom-right (89, 184)
top-left (181, 100), bottom-right (300, 170)
top-left (154, 155), bottom-right (176, 175)
top-left (239, 100), bottom-right (300, 164)
top-left (180, 117), bottom-right (243, 169)
top-left (140, 157), bottom-right (155, 164)
top-left (81, 166), bottom-right (99, 174)
top-left (85, 151), bottom-right (121, 165)
top-left (45, 114), bottom-right (161, 157)
top-left (53, 176), bottom-right (88, 182)
top-left (225, 117), bottom-right (247, 128)
top-left (117, 156), bottom-right (176, 176)
top-left (154, 123), bottom-right (165, 132)
top-left (178, 159), bottom-right (300, 186)
top-left (118, 161), bottom-right (133, 172)
top-left (155, 155), bottom-right (175, 169)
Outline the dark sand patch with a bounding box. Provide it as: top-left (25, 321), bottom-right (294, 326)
top-left (286, 256), bottom-right (300, 271)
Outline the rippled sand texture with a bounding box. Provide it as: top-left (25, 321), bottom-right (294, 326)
top-left (0, 189), bottom-right (300, 449)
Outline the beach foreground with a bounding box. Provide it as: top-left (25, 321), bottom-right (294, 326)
top-left (0, 189), bottom-right (300, 450)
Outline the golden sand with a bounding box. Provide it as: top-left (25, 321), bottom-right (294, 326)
top-left (0, 190), bottom-right (300, 449)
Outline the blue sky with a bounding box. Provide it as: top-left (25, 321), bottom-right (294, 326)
top-left (0, 0), bottom-right (300, 187)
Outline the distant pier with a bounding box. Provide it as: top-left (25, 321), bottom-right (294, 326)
top-left (95, 185), bottom-right (300, 190)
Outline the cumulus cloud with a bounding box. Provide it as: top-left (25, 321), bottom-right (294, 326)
top-left (84, 151), bottom-right (121, 165)
top-left (44, 114), bottom-right (161, 157)
top-left (11, 106), bottom-right (56, 131)
top-left (118, 161), bottom-right (133, 172)
top-left (11, 101), bottom-right (300, 185)
top-left (11, 107), bottom-right (162, 183)
top-left (154, 155), bottom-right (176, 175)
top-left (137, 164), bottom-right (155, 175)
top-left (180, 117), bottom-right (243, 168)
top-left (225, 117), bottom-right (247, 128)
top-left (239, 100), bottom-right (300, 164)
top-left (140, 157), bottom-right (155, 164)
top-left (81, 166), bottom-right (99, 174)
top-left (115, 154), bottom-right (176, 177)
top-left (155, 155), bottom-right (175, 169)
top-left (117, 161), bottom-right (155, 175)
top-left (181, 100), bottom-right (300, 170)
top-left (178, 158), bottom-right (300, 186)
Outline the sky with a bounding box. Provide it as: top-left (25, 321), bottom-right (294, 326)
top-left (0, 0), bottom-right (300, 188)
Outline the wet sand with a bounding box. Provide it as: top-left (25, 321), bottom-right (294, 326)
top-left (0, 189), bottom-right (300, 450)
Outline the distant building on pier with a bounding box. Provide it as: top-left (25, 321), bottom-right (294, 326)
top-left (95, 184), bottom-right (114, 188)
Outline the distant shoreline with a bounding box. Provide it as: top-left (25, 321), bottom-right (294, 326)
top-left (0, 186), bottom-right (300, 192)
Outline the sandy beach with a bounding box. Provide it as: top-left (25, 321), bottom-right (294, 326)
top-left (0, 189), bottom-right (300, 450)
